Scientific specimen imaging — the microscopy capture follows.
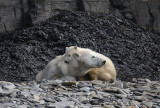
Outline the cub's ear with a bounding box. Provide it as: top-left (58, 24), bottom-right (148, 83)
top-left (73, 53), bottom-right (79, 58)
top-left (74, 46), bottom-right (77, 50)
top-left (65, 47), bottom-right (68, 50)
top-left (65, 47), bottom-right (69, 51)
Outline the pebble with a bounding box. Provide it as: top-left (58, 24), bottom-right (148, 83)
top-left (80, 87), bottom-right (90, 92)
top-left (0, 79), bottom-right (158, 107)
top-left (0, 87), bottom-right (12, 96)
top-left (0, 81), bottom-right (15, 90)
top-left (104, 105), bottom-right (115, 108)
top-left (142, 101), bottom-right (153, 108)
top-left (103, 87), bottom-right (118, 93)
top-left (114, 81), bottom-right (123, 89)
top-left (62, 81), bottom-right (77, 86)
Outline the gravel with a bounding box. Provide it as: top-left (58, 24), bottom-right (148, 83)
top-left (0, 79), bottom-right (159, 108)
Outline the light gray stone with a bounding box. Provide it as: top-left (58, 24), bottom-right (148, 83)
top-left (142, 101), bottom-right (153, 108)
top-left (130, 100), bottom-right (140, 106)
top-left (21, 89), bottom-right (30, 98)
top-left (103, 105), bottom-right (115, 108)
top-left (47, 101), bottom-right (75, 108)
top-left (0, 81), bottom-right (15, 90)
top-left (122, 97), bottom-right (129, 105)
top-left (0, 87), bottom-right (12, 96)
top-left (114, 81), bottom-right (123, 89)
top-left (80, 87), bottom-right (90, 92)
top-left (70, 97), bottom-right (80, 103)
top-left (115, 94), bottom-right (127, 98)
top-left (44, 98), bottom-right (55, 102)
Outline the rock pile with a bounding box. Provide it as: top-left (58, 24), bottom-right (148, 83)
top-left (0, 79), bottom-right (159, 108)
top-left (0, 10), bottom-right (160, 82)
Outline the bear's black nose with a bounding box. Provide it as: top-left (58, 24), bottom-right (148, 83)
top-left (102, 60), bottom-right (106, 65)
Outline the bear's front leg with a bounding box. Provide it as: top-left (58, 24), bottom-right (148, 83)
top-left (88, 71), bottom-right (98, 80)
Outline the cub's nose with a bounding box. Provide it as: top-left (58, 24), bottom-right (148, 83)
top-left (102, 60), bottom-right (106, 65)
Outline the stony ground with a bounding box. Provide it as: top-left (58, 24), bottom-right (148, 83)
top-left (0, 78), bottom-right (160, 108)
top-left (0, 10), bottom-right (159, 82)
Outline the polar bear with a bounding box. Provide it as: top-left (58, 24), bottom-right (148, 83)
top-left (65, 46), bottom-right (116, 82)
top-left (36, 51), bottom-right (106, 82)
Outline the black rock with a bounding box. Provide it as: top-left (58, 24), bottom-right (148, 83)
top-left (0, 10), bottom-right (159, 82)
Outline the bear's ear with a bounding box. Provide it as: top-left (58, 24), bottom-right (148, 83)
top-left (74, 46), bottom-right (77, 50)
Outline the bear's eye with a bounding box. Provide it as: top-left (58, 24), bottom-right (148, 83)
top-left (92, 56), bottom-right (95, 58)
top-left (68, 54), bottom-right (70, 57)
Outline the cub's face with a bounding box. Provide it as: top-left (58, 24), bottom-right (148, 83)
top-left (64, 46), bottom-right (77, 63)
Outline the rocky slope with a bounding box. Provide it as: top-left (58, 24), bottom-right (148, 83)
top-left (0, 10), bottom-right (159, 82)
top-left (0, 78), bottom-right (159, 108)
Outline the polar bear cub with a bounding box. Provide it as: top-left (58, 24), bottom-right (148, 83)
top-left (65, 46), bottom-right (117, 81)
top-left (36, 50), bottom-right (106, 82)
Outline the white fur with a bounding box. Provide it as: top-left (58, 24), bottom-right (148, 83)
top-left (65, 46), bottom-right (117, 81)
top-left (35, 53), bottom-right (105, 82)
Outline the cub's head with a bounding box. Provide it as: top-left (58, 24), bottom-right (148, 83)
top-left (73, 51), bottom-right (106, 68)
top-left (64, 46), bottom-right (77, 63)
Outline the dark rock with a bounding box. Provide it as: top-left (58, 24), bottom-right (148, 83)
top-left (0, 10), bottom-right (159, 82)
top-left (62, 81), bottom-right (77, 86)
top-left (89, 99), bottom-right (104, 105)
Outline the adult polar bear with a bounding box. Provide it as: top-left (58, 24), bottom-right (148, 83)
top-left (36, 49), bottom-right (106, 82)
top-left (65, 46), bottom-right (116, 81)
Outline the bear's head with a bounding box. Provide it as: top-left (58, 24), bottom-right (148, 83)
top-left (67, 47), bottom-right (106, 68)
top-left (73, 51), bottom-right (106, 68)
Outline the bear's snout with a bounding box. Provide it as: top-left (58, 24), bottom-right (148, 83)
top-left (97, 60), bottom-right (106, 67)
